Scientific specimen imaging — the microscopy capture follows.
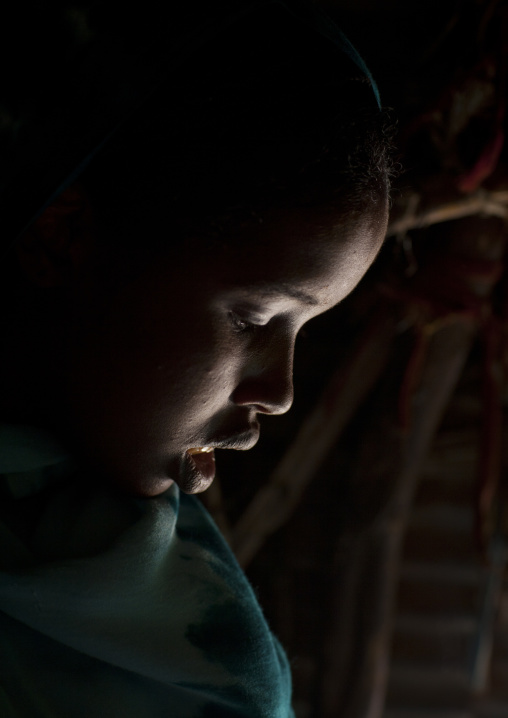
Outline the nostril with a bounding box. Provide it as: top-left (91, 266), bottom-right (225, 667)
top-left (231, 334), bottom-right (295, 415)
top-left (251, 403), bottom-right (269, 413)
top-left (231, 379), bottom-right (294, 416)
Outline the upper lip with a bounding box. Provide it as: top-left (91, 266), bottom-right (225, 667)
top-left (205, 422), bottom-right (261, 452)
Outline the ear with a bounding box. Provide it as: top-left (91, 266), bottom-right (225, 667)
top-left (15, 181), bottom-right (97, 288)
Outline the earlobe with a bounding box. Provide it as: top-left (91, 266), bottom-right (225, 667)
top-left (15, 182), bottom-right (96, 288)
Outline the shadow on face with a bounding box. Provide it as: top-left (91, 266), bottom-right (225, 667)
top-left (6, 187), bottom-right (387, 497)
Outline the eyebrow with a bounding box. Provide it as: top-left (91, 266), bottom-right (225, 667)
top-left (274, 284), bottom-right (319, 307)
top-left (224, 279), bottom-right (320, 306)
top-left (255, 284), bottom-right (319, 306)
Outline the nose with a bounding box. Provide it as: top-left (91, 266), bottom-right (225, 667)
top-left (230, 334), bottom-right (295, 416)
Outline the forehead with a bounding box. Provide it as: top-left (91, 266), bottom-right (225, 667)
top-left (205, 202), bottom-right (388, 307)
top-left (99, 200), bottom-right (387, 331)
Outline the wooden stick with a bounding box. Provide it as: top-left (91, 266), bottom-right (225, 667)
top-left (387, 190), bottom-right (508, 237)
top-left (231, 311), bottom-right (396, 567)
top-left (471, 534), bottom-right (508, 693)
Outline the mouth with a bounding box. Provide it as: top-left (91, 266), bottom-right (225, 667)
top-left (178, 425), bottom-right (260, 494)
top-left (208, 423), bottom-right (261, 452)
top-left (186, 445), bottom-right (216, 481)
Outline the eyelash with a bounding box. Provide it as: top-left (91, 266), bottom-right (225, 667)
top-left (228, 311), bottom-right (258, 334)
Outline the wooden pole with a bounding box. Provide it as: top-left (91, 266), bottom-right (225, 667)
top-left (387, 190), bottom-right (508, 237)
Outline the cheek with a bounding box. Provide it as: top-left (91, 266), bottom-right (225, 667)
top-left (97, 303), bottom-right (240, 426)
top-left (150, 351), bottom-right (230, 417)
top-left (67, 329), bottom-right (240, 470)
top-left (67, 256), bottom-right (250, 448)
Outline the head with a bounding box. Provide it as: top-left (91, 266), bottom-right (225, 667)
top-left (2, 2), bottom-right (393, 496)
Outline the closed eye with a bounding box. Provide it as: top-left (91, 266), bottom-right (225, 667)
top-left (228, 311), bottom-right (259, 334)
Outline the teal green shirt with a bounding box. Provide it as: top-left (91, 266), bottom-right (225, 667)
top-left (0, 425), bottom-right (294, 717)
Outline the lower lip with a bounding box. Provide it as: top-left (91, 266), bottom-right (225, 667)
top-left (179, 450), bottom-right (216, 494)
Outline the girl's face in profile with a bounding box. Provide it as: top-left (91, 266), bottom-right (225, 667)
top-left (65, 200), bottom-right (388, 497)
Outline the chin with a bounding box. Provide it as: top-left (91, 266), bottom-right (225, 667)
top-left (175, 450), bottom-right (216, 494)
top-left (108, 473), bottom-right (176, 498)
